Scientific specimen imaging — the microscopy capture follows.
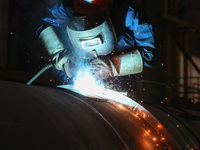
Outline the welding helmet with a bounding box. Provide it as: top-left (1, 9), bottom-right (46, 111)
top-left (67, 12), bottom-right (116, 59)
top-left (74, 0), bottom-right (111, 15)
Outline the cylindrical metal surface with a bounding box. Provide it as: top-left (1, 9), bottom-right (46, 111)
top-left (0, 80), bottom-right (179, 149)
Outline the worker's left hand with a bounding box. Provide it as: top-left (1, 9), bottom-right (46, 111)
top-left (89, 58), bottom-right (112, 79)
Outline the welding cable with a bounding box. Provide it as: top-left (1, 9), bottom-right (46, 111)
top-left (27, 64), bottom-right (53, 85)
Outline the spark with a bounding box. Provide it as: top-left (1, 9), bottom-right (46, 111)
top-left (157, 125), bottom-right (162, 128)
top-left (161, 137), bottom-right (165, 141)
top-left (143, 113), bottom-right (146, 118)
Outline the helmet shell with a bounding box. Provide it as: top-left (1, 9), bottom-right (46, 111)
top-left (74, 0), bottom-right (111, 15)
top-left (67, 13), bottom-right (116, 59)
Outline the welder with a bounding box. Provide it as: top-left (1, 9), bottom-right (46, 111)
top-left (37, 0), bottom-right (160, 84)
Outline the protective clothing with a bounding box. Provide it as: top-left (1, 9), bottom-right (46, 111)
top-left (39, 26), bottom-right (64, 56)
top-left (39, 26), bottom-right (73, 77)
top-left (90, 50), bottom-right (143, 79)
top-left (38, 0), bottom-right (160, 83)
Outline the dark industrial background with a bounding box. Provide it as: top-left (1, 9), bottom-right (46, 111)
top-left (0, 0), bottom-right (200, 109)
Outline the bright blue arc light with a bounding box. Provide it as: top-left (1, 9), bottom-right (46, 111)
top-left (84, 0), bottom-right (94, 4)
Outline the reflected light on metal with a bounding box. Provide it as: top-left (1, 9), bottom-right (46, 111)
top-left (153, 137), bottom-right (157, 141)
top-left (118, 104), bottom-right (124, 109)
top-left (57, 70), bottom-right (181, 149)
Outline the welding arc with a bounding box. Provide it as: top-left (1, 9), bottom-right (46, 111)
top-left (27, 64), bottom-right (53, 85)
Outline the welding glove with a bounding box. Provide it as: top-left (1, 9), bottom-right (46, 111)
top-left (89, 58), bottom-right (114, 79)
top-left (89, 50), bottom-right (143, 79)
top-left (52, 51), bottom-right (74, 78)
top-left (39, 26), bottom-right (73, 78)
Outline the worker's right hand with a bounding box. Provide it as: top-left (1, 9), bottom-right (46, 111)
top-left (89, 57), bottom-right (113, 79)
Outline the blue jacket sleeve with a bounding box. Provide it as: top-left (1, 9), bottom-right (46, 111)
top-left (36, 2), bottom-right (73, 37)
top-left (123, 6), bottom-right (160, 67)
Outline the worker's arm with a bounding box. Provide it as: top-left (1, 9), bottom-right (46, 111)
top-left (124, 6), bottom-right (160, 67)
top-left (39, 26), bottom-right (73, 77)
top-left (90, 49), bottom-right (143, 79)
top-left (111, 1), bottom-right (161, 67)
top-left (38, 2), bottom-right (74, 78)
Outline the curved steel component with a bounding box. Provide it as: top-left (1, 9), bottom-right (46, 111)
top-left (0, 80), bottom-right (179, 149)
